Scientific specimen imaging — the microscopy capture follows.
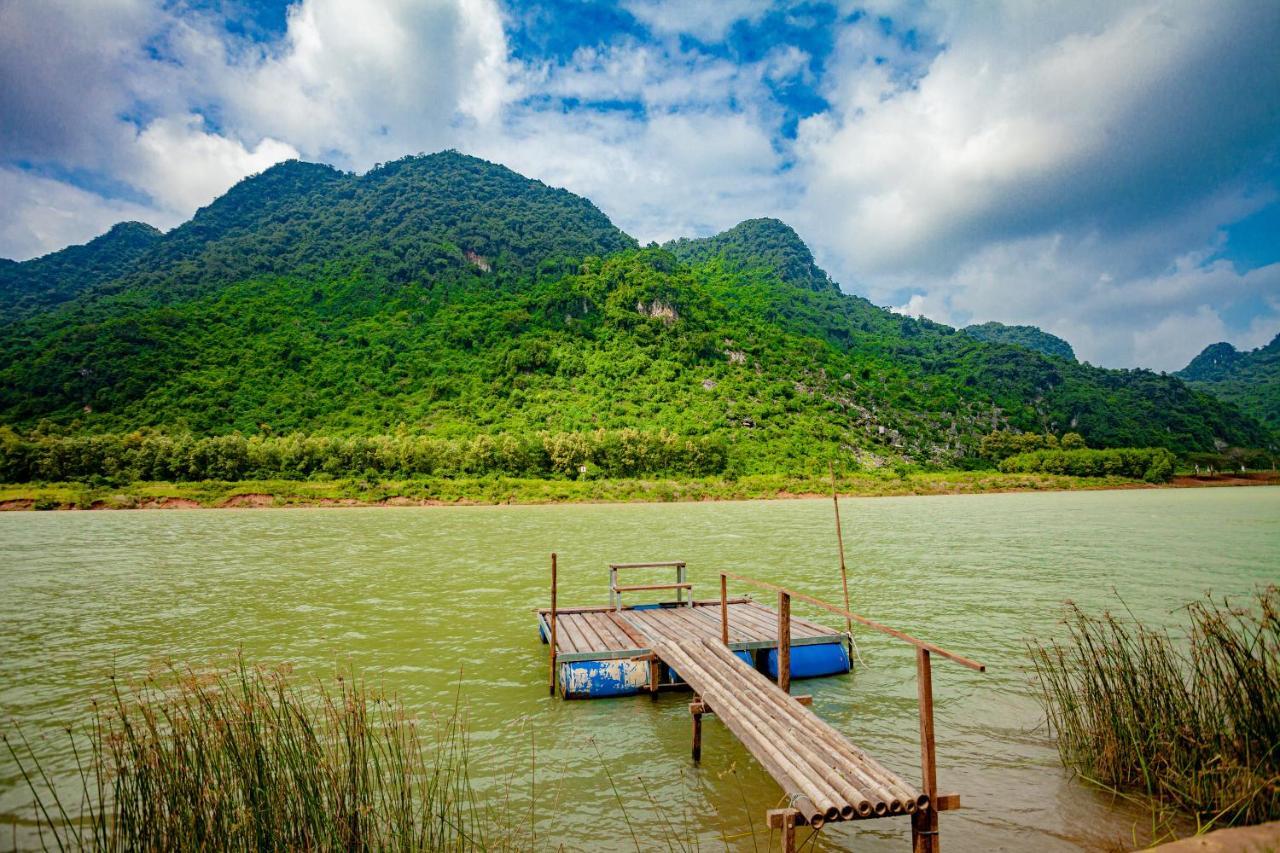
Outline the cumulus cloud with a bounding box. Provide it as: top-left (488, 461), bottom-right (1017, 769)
top-left (0, 0), bottom-right (511, 257)
top-left (797, 0), bottom-right (1280, 368)
top-left (0, 167), bottom-right (168, 262)
top-left (1, 0), bottom-right (1276, 370)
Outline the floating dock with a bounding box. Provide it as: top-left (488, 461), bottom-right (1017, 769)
top-left (538, 596), bottom-right (851, 698)
top-left (536, 557), bottom-right (985, 852)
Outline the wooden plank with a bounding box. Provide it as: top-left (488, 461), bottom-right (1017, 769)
top-left (606, 612), bottom-right (651, 648)
top-left (609, 561), bottom-right (685, 569)
top-left (685, 605), bottom-right (747, 642)
top-left (556, 614), bottom-right (594, 655)
top-left (588, 612), bottom-right (638, 650)
top-left (572, 612), bottom-right (610, 651)
top-left (719, 602), bottom-right (766, 640)
top-left (935, 793), bottom-right (960, 811)
top-left (738, 599), bottom-right (835, 640)
top-left (612, 582), bottom-right (693, 593)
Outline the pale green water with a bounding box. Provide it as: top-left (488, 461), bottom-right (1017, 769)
top-left (1, 487), bottom-right (1277, 851)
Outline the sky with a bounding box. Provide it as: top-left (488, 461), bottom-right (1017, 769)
top-left (1, 0), bottom-right (1278, 371)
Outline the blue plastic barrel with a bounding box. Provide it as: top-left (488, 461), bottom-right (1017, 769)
top-left (765, 642), bottom-right (851, 679)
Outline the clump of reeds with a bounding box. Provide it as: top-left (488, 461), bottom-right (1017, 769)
top-left (4, 656), bottom-right (516, 850)
top-left (1029, 586), bottom-right (1279, 827)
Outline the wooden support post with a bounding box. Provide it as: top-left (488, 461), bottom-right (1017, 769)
top-left (691, 699), bottom-right (703, 762)
top-left (912, 648), bottom-right (940, 853)
top-left (548, 553), bottom-right (558, 696)
top-left (768, 808), bottom-right (799, 853)
top-left (778, 590), bottom-right (791, 695)
top-left (720, 573), bottom-right (729, 645)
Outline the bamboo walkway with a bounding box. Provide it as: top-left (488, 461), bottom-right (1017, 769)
top-left (652, 635), bottom-right (926, 826)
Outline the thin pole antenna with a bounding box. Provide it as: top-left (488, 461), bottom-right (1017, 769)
top-left (829, 460), bottom-right (854, 653)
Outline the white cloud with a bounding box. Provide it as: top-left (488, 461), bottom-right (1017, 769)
top-left (219, 0), bottom-right (510, 169)
top-left (123, 115), bottom-right (298, 214)
top-left (1, 0), bottom-right (1276, 370)
top-left (0, 167), bottom-right (169, 262)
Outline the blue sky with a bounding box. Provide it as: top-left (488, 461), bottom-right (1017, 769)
top-left (1, 0), bottom-right (1277, 371)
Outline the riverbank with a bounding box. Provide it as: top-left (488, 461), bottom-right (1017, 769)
top-left (1, 470), bottom-right (1275, 510)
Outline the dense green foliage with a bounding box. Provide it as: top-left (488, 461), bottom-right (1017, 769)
top-left (999, 447), bottom-right (1176, 482)
top-left (962, 321), bottom-right (1076, 361)
top-left (979, 430), bottom-right (1086, 460)
top-left (1030, 588), bottom-right (1279, 826)
top-left (0, 428), bottom-right (725, 482)
top-left (0, 221), bottom-right (161, 321)
top-left (0, 151), bottom-right (1271, 484)
top-left (664, 217), bottom-right (837, 293)
top-left (1177, 334), bottom-right (1280, 432)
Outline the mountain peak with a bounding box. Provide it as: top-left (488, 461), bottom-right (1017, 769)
top-left (962, 322), bottom-right (1077, 361)
top-left (663, 218), bottom-right (838, 293)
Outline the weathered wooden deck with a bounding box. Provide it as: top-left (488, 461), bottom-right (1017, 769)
top-left (536, 599), bottom-right (846, 662)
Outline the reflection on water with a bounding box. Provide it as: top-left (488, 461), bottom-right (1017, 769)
top-left (1, 488), bottom-right (1277, 850)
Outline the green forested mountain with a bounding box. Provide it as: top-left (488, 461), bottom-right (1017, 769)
top-left (962, 322), bottom-right (1076, 361)
top-left (664, 217), bottom-right (837, 293)
top-left (0, 221), bottom-right (162, 321)
top-left (0, 152), bottom-right (1271, 477)
top-left (1177, 335), bottom-right (1280, 432)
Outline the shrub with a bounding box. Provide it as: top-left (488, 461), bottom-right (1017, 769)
top-left (998, 447), bottom-right (1176, 482)
top-left (1028, 588), bottom-right (1279, 826)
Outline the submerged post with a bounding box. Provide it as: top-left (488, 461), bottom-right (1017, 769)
top-left (778, 590), bottom-right (791, 694)
top-left (548, 552), bottom-right (558, 696)
top-left (720, 573), bottom-right (729, 645)
top-left (912, 648), bottom-right (939, 853)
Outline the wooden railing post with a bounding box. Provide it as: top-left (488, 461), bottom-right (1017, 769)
top-left (720, 573), bottom-right (729, 645)
top-left (912, 648), bottom-right (939, 853)
top-left (548, 553), bottom-right (558, 696)
top-left (778, 590), bottom-right (791, 694)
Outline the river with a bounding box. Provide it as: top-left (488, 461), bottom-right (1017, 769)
top-left (1, 487), bottom-right (1277, 850)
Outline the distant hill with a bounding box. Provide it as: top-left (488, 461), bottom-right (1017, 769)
top-left (664, 218), bottom-right (837, 293)
top-left (0, 221), bottom-right (161, 321)
top-left (0, 151), bottom-right (1271, 476)
top-left (962, 322), bottom-right (1076, 361)
top-left (1177, 334), bottom-right (1280, 433)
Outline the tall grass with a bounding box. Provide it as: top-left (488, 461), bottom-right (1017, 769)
top-left (1029, 586), bottom-right (1279, 827)
top-left (3, 657), bottom-right (522, 850)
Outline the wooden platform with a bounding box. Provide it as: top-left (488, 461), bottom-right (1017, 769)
top-left (654, 636), bottom-right (929, 826)
top-left (537, 598), bottom-right (846, 663)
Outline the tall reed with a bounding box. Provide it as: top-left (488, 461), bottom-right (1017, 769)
top-left (1028, 586), bottom-right (1279, 827)
top-left (4, 657), bottom-right (520, 850)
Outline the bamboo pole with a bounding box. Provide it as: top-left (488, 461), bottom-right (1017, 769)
top-left (698, 639), bottom-right (912, 814)
top-left (720, 573), bottom-right (729, 645)
top-left (658, 641), bottom-right (838, 825)
top-left (682, 643), bottom-right (874, 819)
top-left (667, 640), bottom-right (867, 819)
top-left (913, 648), bottom-right (940, 853)
top-left (830, 460), bottom-right (855, 652)
top-left (699, 638), bottom-right (923, 808)
top-left (548, 552), bottom-right (558, 696)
